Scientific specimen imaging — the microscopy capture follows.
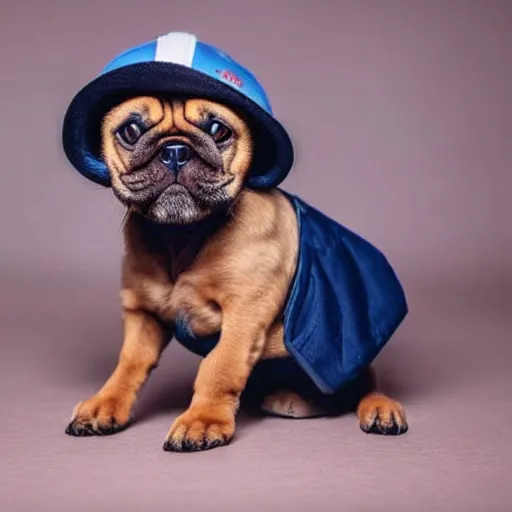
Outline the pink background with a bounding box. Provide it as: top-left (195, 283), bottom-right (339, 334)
top-left (1, 1), bottom-right (511, 510)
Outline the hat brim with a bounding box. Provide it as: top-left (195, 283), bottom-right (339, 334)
top-left (62, 61), bottom-right (294, 188)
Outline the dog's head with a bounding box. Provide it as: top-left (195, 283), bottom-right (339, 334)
top-left (101, 96), bottom-right (253, 225)
top-left (62, 32), bottom-right (294, 215)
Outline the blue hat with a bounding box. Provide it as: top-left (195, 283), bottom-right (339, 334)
top-left (62, 32), bottom-right (294, 188)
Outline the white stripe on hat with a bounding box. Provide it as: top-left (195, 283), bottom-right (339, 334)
top-left (155, 32), bottom-right (197, 67)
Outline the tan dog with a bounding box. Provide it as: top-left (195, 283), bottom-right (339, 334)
top-left (65, 96), bottom-right (407, 452)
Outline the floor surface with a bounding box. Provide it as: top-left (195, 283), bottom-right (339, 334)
top-left (1, 274), bottom-right (511, 511)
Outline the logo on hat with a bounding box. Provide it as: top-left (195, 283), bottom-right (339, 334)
top-left (215, 69), bottom-right (243, 88)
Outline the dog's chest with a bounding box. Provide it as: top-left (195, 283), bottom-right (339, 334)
top-left (143, 272), bottom-right (223, 344)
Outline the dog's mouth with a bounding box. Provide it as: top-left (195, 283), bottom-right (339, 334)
top-left (114, 154), bottom-right (236, 225)
top-left (166, 182), bottom-right (188, 192)
top-left (119, 168), bottom-right (234, 201)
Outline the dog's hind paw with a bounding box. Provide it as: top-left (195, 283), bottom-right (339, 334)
top-left (357, 393), bottom-right (408, 436)
top-left (260, 390), bottom-right (326, 418)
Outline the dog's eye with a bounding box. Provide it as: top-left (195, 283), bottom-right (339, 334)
top-left (117, 121), bottom-right (144, 145)
top-left (208, 121), bottom-right (232, 144)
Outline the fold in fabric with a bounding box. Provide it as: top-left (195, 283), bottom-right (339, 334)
top-left (281, 193), bottom-right (408, 393)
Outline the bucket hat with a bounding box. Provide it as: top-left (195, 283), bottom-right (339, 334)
top-left (62, 31), bottom-right (294, 188)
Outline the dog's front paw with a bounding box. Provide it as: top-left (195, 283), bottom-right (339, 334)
top-left (357, 393), bottom-right (408, 436)
top-left (65, 395), bottom-right (131, 436)
top-left (163, 405), bottom-right (235, 452)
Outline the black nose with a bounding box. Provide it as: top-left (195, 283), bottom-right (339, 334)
top-left (159, 143), bottom-right (191, 171)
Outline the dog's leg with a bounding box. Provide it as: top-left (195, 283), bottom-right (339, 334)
top-left (260, 365), bottom-right (408, 432)
top-left (356, 368), bottom-right (408, 435)
top-left (163, 305), bottom-right (270, 452)
top-left (256, 323), bottom-right (326, 418)
top-left (66, 310), bottom-right (167, 436)
top-left (258, 364), bottom-right (372, 419)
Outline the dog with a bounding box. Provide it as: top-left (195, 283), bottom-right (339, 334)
top-left (62, 32), bottom-right (409, 452)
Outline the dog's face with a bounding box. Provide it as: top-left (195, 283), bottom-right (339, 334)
top-left (101, 97), bottom-right (254, 224)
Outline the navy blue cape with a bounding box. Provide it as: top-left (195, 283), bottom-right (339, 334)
top-left (174, 193), bottom-right (408, 394)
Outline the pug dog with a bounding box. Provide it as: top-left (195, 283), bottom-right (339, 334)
top-left (62, 33), bottom-right (409, 452)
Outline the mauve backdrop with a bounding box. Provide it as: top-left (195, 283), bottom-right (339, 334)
top-left (1, 1), bottom-right (511, 511)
